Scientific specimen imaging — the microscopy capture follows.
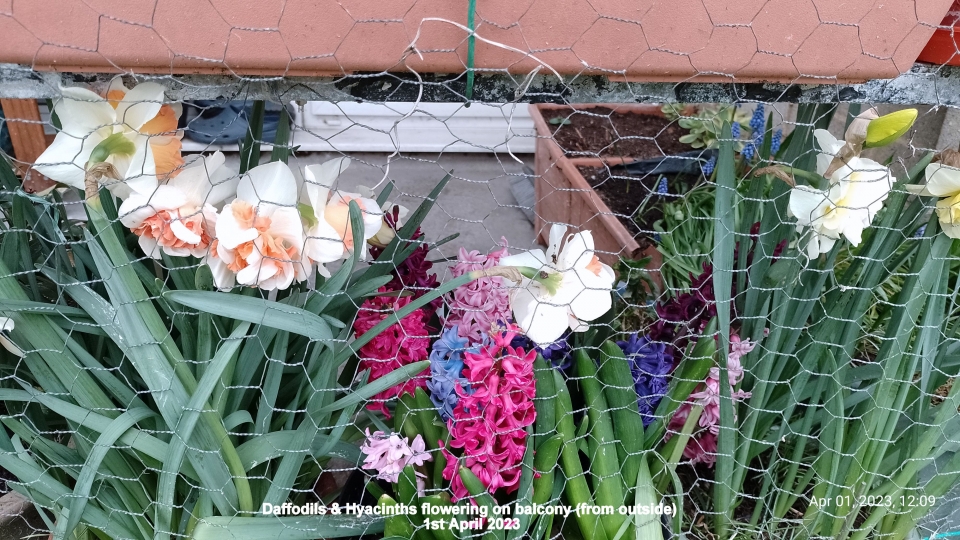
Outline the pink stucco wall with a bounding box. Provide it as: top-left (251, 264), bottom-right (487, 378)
top-left (0, 0), bottom-right (953, 82)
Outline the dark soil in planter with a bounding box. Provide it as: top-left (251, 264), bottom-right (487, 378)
top-left (576, 165), bottom-right (668, 250)
top-left (549, 107), bottom-right (689, 158)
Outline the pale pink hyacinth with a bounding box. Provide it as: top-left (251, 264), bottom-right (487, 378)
top-left (360, 429), bottom-right (432, 487)
top-left (444, 239), bottom-right (511, 343)
top-left (666, 334), bottom-right (755, 467)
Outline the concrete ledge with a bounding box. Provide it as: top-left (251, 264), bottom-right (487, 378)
top-left (0, 491), bottom-right (45, 540)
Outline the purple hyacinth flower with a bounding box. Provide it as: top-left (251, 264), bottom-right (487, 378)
top-left (617, 333), bottom-right (673, 426)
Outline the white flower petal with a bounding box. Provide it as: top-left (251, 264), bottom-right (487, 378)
top-left (216, 203), bottom-right (261, 250)
top-left (118, 185), bottom-right (187, 227)
top-left (789, 186), bottom-right (827, 226)
top-left (205, 255), bottom-right (236, 290)
top-left (510, 286), bottom-right (569, 345)
top-left (499, 250), bottom-right (548, 270)
top-left (115, 82), bottom-right (165, 131)
top-left (560, 231), bottom-right (596, 270)
top-left (170, 219), bottom-right (202, 245)
top-left (138, 234), bottom-right (162, 259)
top-left (546, 224), bottom-right (566, 263)
top-left (239, 161), bottom-right (298, 207)
top-left (924, 163), bottom-right (960, 198)
top-left (0, 317), bottom-right (13, 333)
top-left (32, 131), bottom-right (103, 189)
top-left (56, 86), bottom-right (116, 137)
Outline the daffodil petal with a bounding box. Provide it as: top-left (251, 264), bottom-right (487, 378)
top-left (510, 286), bottom-right (569, 346)
top-left (115, 82), bottom-right (165, 131)
top-left (138, 234), bottom-right (162, 259)
top-left (789, 186), bottom-right (827, 225)
top-left (170, 218), bottom-right (202, 245)
top-left (206, 255), bottom-right (236, 290)
top-left (33, 131), bottom-right (102, 189)
top-left (56, 86), bottom-right (116, 137)
top-left (560, 231), bottom-right (596, 270)
top-left (499, 250), bottom-right (548, 271)
top-left (118, 185), bottom-right (187, 227)
top-left (239, 161), bottom-right (298, 208)
top-left (924, 163), bottom-right (960, 198)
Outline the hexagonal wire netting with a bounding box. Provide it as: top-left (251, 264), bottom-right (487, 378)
top-left (2, 2), bottom-right (960, 540)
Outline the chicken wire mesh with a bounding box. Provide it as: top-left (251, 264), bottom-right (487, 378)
top-left (2, 2), bottom-right (960, 540)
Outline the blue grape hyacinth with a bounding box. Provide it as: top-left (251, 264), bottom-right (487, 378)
top-left (749, 103), bottom-right (766, 133)
top-left (427, 326), bottom-right (474, 420)
top-left (617, 333), bottom-right (673, 426)
top-left (702, 156), bottom-right (716, 176)
top-left (742, 142), bottom-right (755, 161)
top-left (770, 129), bottom-right (783, 155)
top-left (657, 176), bottom-right (668, 195)
top-left (731, 122), bottom-right (741, 140)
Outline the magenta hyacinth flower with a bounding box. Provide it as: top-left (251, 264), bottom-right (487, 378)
top-left (441, 326), bottom-right (537, 501)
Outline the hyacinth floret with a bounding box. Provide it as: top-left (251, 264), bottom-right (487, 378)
top-left (617, 333), bottom-right (673, 426)
top-left (352, 287), bottom-right (431, 418)
top-left (427, 325), bottom-right (474, 420)
top-left (665, 333), bottom-right (754, 466)
top-left (510, 331), bottom-right (573, 371)
top-left (361, 429), bottom-right (432, 484)
top-left (441, 326), bottom-right (537, 501)
top-left (444, 240), bottom-right (512, 343)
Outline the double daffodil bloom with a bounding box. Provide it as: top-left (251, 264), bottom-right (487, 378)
top-left (208, 161), bottom-right (307, 291)
top-left (33, 79), bottom-right (183, 198)
top-left (118, 151), bottom-right (238, 259)
top-left (788, 130), bottom-right (892, 259)
top-left (499, 224), bottom-right (615, 345)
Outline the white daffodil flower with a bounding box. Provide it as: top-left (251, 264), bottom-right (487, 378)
top-left (117, 151), bottom-right (238, 259)
top-left (299, 159), bottom-right (350, 278)
top-left (788, 129), bottom-right (892, 259)
top-left (207, 161), bottom-right (307, 291)
top-left (499, 224), bottom-right (616, 345)
top-left (33, 79), bottom-right (183, 198)
top-left (302, 161), bottom-right (383, 261)
top-left (0, 317), bottom-right (22, 357)
top-left (907, 162), bottom-right (960, 238)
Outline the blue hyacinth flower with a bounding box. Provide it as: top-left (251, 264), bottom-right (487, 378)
top-left (731, 122), bottom-right (741, 140)
top-left (428, 326), bottom-right (474, 420)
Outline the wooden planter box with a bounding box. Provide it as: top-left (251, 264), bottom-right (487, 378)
top-left (0, 0), bottom-right (953, 83)
top-left (529, 103), bottom-right (669, 273)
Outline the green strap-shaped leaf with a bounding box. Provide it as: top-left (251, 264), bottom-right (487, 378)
top-left (191, 514), bottom-right (385, 540)
top-left (155, 322), bottom-right (251, 540)
top-left (318, 361), bottom-right (430, 414)
top-left (712, 120), bottom-right (737, 537)
top-left (166, 290), bottom-right (333, 342)
top-left (56, 407), bottom-right (158, 540)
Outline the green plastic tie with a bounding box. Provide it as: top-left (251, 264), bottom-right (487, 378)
top-left (465, 0), bottom-right (476, 107)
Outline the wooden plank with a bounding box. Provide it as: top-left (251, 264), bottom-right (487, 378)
top-left (0, 98), bottom-right (57, 193)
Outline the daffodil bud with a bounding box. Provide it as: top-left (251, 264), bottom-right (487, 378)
top-left (864, 108), bottom-right (918, 148)
top-left (367, 221), bottom-right (396, 248)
